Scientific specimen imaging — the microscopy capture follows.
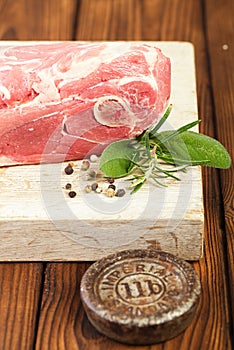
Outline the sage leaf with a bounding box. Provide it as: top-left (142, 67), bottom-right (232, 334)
top-left (155, 130), bottom-right (231, 168)
top-left (99, 139), bottom-right (138, 178)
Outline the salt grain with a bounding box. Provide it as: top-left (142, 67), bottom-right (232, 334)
top-left (222, 44), bottom-right (229, 50)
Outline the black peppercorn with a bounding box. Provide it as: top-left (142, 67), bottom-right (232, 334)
top-left (68, 191), bottom-right (76, 198)
top-left (91, 182), bottom-right (98, 191)
top-left (65, 183), bottom-right (72, 190)
top-left (108, 184), bottom-right (116, 190)
top-left (115, 189), bottom-right (126, 197)
top-left (107, 177), bottom-right (115, 184)
top-left (64, 164), bottom-right (74, 175)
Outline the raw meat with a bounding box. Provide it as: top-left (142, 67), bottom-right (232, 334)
top-left (0, 42), bottom-right (170, 166)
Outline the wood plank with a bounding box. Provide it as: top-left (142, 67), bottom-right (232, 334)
top-left (35, 263), bottom-right (93, 350)
top-left (75, 0), bottom-right (142, 40)
top-left (204, 0), bottom-right (234, 323)
top-left (0, 0), bottom-right (77, 40)
top-left (0, 41), bottom-right (203, 261)
top-left (0, 263), bottom-right (44, 350)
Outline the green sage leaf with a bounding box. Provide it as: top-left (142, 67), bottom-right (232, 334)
top-left (99, 139), bottom-right (138, 178)
top-left (155, 130), bottom-right (231, 168)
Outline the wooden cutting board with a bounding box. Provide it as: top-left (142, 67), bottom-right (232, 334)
top-left (0, 41), bottom-right (204, 261)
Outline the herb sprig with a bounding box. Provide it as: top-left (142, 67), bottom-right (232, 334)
top-left (99, 105), bottom-right (231, 193)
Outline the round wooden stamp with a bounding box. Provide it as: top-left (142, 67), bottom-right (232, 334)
top-left (80, 249), bottom-right (201, 344)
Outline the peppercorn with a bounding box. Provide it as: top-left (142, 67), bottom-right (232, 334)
top-left (85, 185), bottom-right (92, 193)
top-left (88, 170), bottom-right (96, 178)
top-left (81, 160), bottom-right (90, 171)
top-left (107, 177), bottom-right (115, 184)
top-left (68, 191), bottom-right (76, 198)
top-left (64, 164), bottom-right (74, 175)
top-left (65, 183), bottom-right (72, 190)
top-left (106, 188), bottom-right (115, 197)
top-left (95, 186), bottom-right (103, 194)
top-left (108, 184), bottom-right (116, 190)
top-left (115, 189), bottom-right (126, 197)
top-left (91, 182), bottom-right (98, 191)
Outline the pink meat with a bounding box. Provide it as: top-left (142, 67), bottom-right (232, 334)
top-left (0, 42), bottom-right (170, 166)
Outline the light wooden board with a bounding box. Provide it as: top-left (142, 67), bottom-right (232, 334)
top-left (0, 41), bottom-right (204, 261)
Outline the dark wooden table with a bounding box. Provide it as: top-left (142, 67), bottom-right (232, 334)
top-left (0, 1), bottom-right (233, 349)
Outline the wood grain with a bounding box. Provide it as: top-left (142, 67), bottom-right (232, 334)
top-left (76, 0), bottom-right (142, 40)
top-left (35, 263), bottom-right (95, 350)
top-left (0, 0), bottom-right (77, 40)
top-left (0, 263), bottom-right (44, 350)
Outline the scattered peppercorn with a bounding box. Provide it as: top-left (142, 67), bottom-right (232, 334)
top-left (85, 185), bottom-right (92, 193)
top-left (68, 191), bottom-right (77, 198)
top-left (115, 188), bottom-right (126, 197)
top-left (91, 182), bottom-right (98, 191)
top-left (95, 186), bottom-right (103, 194)
top-left (106, 188), bottom-right (115, 197)
top-left (81, 160), bottom-right (90, 171)
top-left (65, 183), bottom-right (72, 190)
top-left (108, 184), bottom-right (116, 190)
top-left (107, 177), bottom-right (115, 184)
top-left (64, 164), bottom-right (74, 175)
top-left (88, 170), bottom-right (96, 178)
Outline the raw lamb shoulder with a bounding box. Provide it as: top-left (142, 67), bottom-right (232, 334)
top-left (0, 42), bottom-right (171, 166)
